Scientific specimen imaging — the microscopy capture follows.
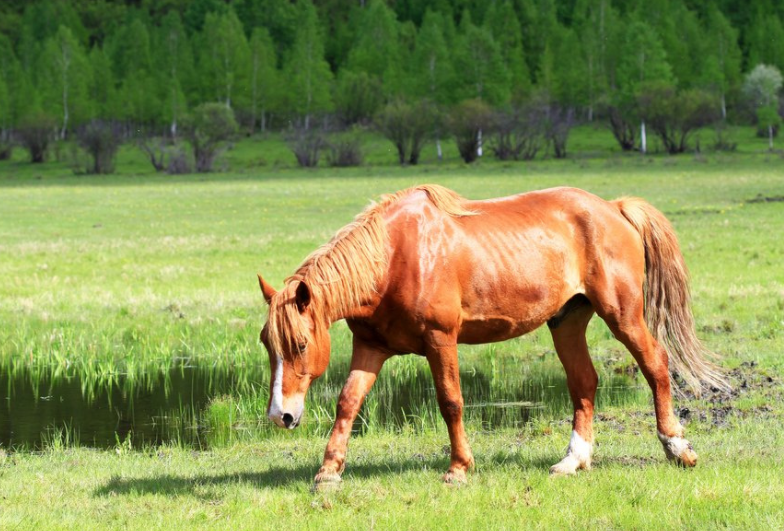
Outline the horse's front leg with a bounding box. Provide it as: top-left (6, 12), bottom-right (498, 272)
top-left (425, 331), bottom-right (474, 484)
top-left (314, 340), bottom-right (387, 489)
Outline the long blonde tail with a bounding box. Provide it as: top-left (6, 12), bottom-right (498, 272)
top-left (614, 198), bottom-right (728, 395)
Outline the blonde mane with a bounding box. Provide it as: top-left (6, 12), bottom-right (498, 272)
top-left (266, 185), bottom-right (475, 355)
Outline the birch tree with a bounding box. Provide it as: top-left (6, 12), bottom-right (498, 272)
top-left (248, 27), bottom-right (279, 133)
top-left (201, 10), bottom-right (249, 110)
top-left (39, 25), bottom-right (90, 139)
top-left (283, 0), bottom-right (333, 129)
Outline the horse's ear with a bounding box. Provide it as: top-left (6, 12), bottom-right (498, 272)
top-left (295, 281), bottom-right (311, 313)
top-left (257, 274), bottom-right (277, 305)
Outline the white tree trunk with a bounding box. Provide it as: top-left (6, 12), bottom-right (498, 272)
top-left (436, 138), bottom-right (442, 161)
top-left (640, 120), bottom-right (647, 154)
top-left (477, 129), bottom-right (483, 158)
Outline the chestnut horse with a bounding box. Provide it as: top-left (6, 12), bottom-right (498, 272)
top-left (258, 185), bottom-right (725, 487)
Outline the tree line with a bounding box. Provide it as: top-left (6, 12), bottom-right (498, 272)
top-left (1, 0), bottom-right (783, 171)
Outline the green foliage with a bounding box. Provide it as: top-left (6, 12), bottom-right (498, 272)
top-left (375, 99), bottom-right (438, 165)
top-left (0, 0), bottom-right (779, 154)
top-left (408, 9), bottom-right (455, 105)
top-left (447, 98), bottom-right (493, 163)
top-left (334, 70), bottom-right (384, 126)
top-left (346, 0), bottom-right (403, 98)
top-left (200, 9), bottom-right (249, 110)
top-left (282, 0), bottom-right (333, 128)
top-left (38, 25), bottom-right (91, 137)
top-left (17, 108), bottom-right (56, 163)
top-left (183, 102), bottom-right (238, 172)
top-left (248, 27), bottom-right (280, 132)
top-left (452, 14), bottom-right (510, 105)
top-left (637, 84), bottom-right (720, 153)
top-left (75, 119), bottom-right (122, 174)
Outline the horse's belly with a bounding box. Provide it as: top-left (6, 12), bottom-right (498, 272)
top-left (457, 314), bottom-right (546, 344)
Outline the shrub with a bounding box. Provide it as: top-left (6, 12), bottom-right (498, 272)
top-left (326, 128), bottom-right (364, 167)
top-left (488, 104), bottom-right (546, 161)
top-left (183, 103), bottom-right (238, 172)
top-left (17, 111), bottom-right (56, 163)
top-left (76, 120), bottom-right (122, 174)
top-left (285, 126), bottom-right (325, 168)
top-left (375, 99), bottom-right (438, 165)
top-left (637, 84), bottom-right (720, 154)
top-left (334, 70), bottom-right (384, 126)
top-left (544, 103), bottom-right (576, 159)
top-left (447, 99), bottom-right (493, 163)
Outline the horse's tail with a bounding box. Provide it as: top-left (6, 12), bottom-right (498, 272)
top-left (614, 197), bottom-right (728, 395)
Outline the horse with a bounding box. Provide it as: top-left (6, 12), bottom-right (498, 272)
top-left (257, 184), bottom-right (726, 487)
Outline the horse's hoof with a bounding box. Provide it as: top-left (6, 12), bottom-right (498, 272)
top-left (312, 472), bottom-right (342, 492)
top-left (442, 469), bottom-right (467, 485)
top-left (675, 447), bottom-right (698, 468)
top-left (658, 433), bottom-right (698, 468)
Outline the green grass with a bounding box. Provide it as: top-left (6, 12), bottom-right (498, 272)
top-left (1, 130), bottom-right (784, 528)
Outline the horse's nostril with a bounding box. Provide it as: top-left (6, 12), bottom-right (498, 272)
top-left (282, 413), bottom-right (294, 428)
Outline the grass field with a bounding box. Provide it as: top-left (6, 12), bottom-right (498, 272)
top-left (1, 128), bottom-right (784, 529)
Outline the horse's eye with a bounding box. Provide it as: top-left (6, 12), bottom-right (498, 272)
top-left (296, 342), bottom-right (307, 353)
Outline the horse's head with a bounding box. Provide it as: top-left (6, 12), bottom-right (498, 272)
top-left (258, 274), bottom-right (331, 429)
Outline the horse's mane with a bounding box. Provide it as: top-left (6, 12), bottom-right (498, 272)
top-left (267, 185), bottom-right (475, 355)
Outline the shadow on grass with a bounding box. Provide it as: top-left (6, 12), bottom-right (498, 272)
top-left (93, 453), bottom-right (559, 498)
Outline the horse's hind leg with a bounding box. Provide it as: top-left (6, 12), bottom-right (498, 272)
top-left (548, 297), bottom-right (597, 475)
top-left (594, 289), bottom-right (698, 467)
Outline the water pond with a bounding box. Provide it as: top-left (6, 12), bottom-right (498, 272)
top-left (1, 354), bottom-right (647, 450)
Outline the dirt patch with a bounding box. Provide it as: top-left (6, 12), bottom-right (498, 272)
top-left (675, 361), bottom-right (781, 428)
top-left (746, 194), bottom-right (784, 204)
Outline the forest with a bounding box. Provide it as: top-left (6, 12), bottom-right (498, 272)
top-left (1, 0), bottom-right (784, 170)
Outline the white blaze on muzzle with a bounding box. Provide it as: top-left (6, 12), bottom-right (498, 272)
top-left (268, 354), bottom-right (285, 426)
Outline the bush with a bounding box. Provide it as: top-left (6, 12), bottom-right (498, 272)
top-left (17, 111), bottom-right (56, 163)
top-left (76, 120), bottom-right (122, 174)
top-left (488, 104), bottom-right (546, 161)
top-left (183, 103), bottom-right (238, 172)
top-left (285, 126), bottom-right (325, 168)
top-left (326, 128), bottom-right (364, 167)
top-left (637, 84), bottom-right (720, 154)
top-left (544, 103), bottom-right (576, 159)
top-left (375, 99), bottom-right (438, 165)
top-left (447, 99), bottom-right (493, 163)
top-left (334, 70), bottom-right (384, 126)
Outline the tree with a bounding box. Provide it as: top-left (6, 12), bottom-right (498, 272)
top-left (38, 25), bottom-right (90, 139)
top-left (283, 0), bottom-right (333, 129)
top-left (76, 120), bottom-right (122, 174)
top-left (746, 6), bottom-right (784, 75)
top-left (637, 84), bottom-right (720, 154)
top-left (155, 11), bottom-right (194, 136)
top-left (248, 27), bottom-right (280, 132)
top-left (452, 13), bottom-right (510, 106)
top-left (742, 64), bottom-right (783, 144)
top-left (613, 18), bottom-right (675, 153)
top-left (701, 4), bottom-right (742, 118)
top-left (200, 9), bottom-right (249, 110)
top-left (447, 98), bottom-right (494, 163)
top-left (109, 17), bottom-right (160, 127)
top-left (184, 102), bottom-right (238, 172)
top-left (333, 70), bottom-right (384, 126)
top-left (345, 0), bottom-right (403, 98)
top-left (87, 45), bottom-right (118, 121)
top-left (409, 9), bottom-right (454, 105)
top-left (18, 108), bottom-right (56, 163)
top-left (484, 1), bottom-right (531, 102)
top-left (375, 99), bottom-right (438, 165)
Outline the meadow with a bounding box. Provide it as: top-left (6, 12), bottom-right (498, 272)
top-left (1, 126), bottom-right (783, 529)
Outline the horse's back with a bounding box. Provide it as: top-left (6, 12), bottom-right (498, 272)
top-left (379, 187), bottom-right (644, 346)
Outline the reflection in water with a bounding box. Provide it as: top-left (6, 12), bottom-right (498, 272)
top-left (0, 354), bottom-right (646, 450)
